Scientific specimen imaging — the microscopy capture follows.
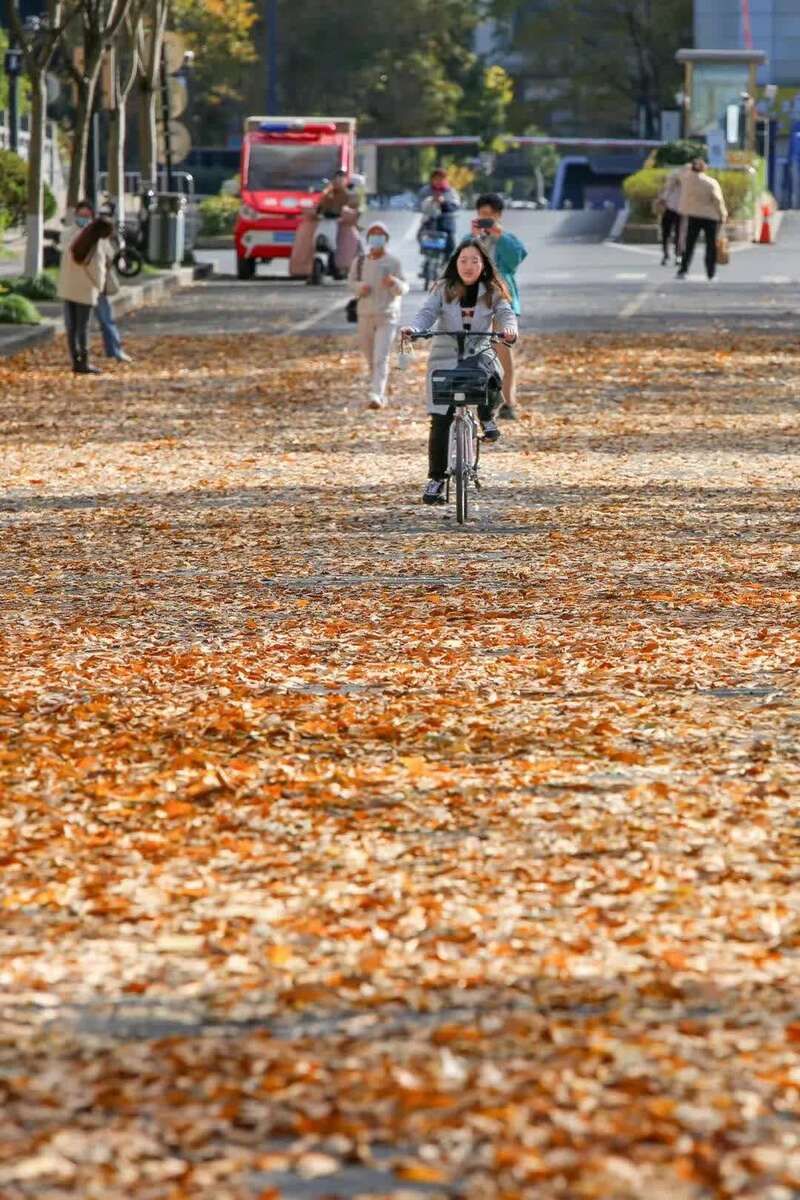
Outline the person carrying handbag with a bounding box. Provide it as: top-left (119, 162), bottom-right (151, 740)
top-left (347, 221), bottom-right (408, 410)
top-left (57, 201), bottom-right (113, 374)
top-left (676, 159), bottom-right (728, 281)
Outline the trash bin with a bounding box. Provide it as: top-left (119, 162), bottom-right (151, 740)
top-left (147, 193), bottom-right (186, 267)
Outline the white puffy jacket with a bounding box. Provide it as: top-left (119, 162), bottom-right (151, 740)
top-left (57, 223), bottom-right (106, 305)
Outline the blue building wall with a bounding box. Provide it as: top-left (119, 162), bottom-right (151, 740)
top-left (695, 0), bottom-right (800, 83)
top-left (695, 1), bottom-right (800, 85)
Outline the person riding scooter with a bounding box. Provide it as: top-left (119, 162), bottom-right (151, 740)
top-left (417, 167), bottom-right (460, 261)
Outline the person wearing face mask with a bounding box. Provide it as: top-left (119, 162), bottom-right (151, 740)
top-left (95, 201), bottom-right (133, 363)
top-left (57, 201), bottom-right (112, 374)
top-left (348, 221), bottom-right (409, 410)
top-left (400, 238), bottom-right (517, 505)
top-left (417, 167), bottom-right (461, 261)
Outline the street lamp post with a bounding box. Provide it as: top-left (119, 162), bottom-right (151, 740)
top-left (4, 45), bottom-right (23, 154)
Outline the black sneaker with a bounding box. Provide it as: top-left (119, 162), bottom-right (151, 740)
top-left (422, 479), bottom-right (446, 505)
top-left (481, 419), bottom-right (501, 443)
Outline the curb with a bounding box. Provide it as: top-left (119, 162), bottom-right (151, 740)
top-left (0, 266), bottom-right (197, 360)
top-left (195, 235), bottom-right (234, 249)
top-left (0, 322), bottom-right (55, 357)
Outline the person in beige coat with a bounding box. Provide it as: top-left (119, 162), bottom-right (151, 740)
top-left (57, 201), bottom-right (112, 373)
top-left (348, 221), bottom-right (408, 409)
top-left (677, 159), bottom-right (728, 281)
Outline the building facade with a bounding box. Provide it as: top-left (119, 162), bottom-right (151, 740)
top-left (695, 0), bottom-right (800, 86)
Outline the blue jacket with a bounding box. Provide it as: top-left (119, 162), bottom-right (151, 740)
top-left (493, 232), bottom-right (527, 315)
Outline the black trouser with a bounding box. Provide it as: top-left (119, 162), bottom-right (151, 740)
top-left (64, 300), bottom-right (93, 365)
top-left (680, 216), bottom-right (719, 279)
top-left (428, 404), bottom-right (495, 480)
top-left (661, 207), bottom-right (679, 258)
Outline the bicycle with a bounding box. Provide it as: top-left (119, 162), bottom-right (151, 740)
top-left (418, 229), bottom-right (449, 291)
top-left (404, 330), bottom-right (507, 525)
top-left (113, 226), bottom-right (144, 279)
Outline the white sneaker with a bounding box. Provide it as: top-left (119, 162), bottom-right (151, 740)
top-left (367, 392), bottom-right (385, 410)
top-left (422, 479), bottom-right (446, 505)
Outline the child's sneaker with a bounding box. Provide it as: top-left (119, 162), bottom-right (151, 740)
top-left (481, 419), bottom-right (501, 443)
top-left (422, 479), bottom-right (446, 505)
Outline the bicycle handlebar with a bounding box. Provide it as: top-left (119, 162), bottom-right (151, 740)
top-left (404, 330), bottom-right (509, 343)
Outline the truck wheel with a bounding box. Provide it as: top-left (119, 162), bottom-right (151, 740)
top-left (237, 255), bottom-right (256, 281)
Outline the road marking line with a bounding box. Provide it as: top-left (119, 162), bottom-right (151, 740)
top-left (401, 214), bottom-right (421, 243)
top-left (761, 274), bottom-right (792, 284)
top-left (292, 296), bottom-right (347, 332)
top-left (606, 242), bottom-right (662, 257)
top-left (541, 270), bottom-right (573, 280)
top-left (619, 286), bottom-right (654, 319)
top-left (616, 271), bottom-right (647, 280)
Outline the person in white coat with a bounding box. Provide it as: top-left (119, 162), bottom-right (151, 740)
top-left (401, 238), bottom-right (517, 505)
top-left (57, 201), bottom-right (112, 374)
top-left (348, 221), bottom-right (408, 409)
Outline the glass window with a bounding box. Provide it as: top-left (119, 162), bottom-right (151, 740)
top-left (690, 63), bottom-right (750, 136)
top-left (245, 144), bottom-right (342, 192)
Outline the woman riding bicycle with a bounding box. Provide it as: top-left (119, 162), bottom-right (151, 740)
top-left (401, 238), bottom-right (517, 506)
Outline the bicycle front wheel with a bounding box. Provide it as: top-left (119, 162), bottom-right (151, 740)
top-left (114, 247), bottom-right (143, 279)
top-left (455, 419), bottom-right (469, 525)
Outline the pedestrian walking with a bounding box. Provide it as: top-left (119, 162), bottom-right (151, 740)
top-left (677, 159), bottom-right (728, 281)
top-left (57, 202), bottom-right (113, 375)
top-left (348, 221), bottom-right (409, 410)
top-left (471, 192), bottom-right (527, 419)
top-left (656, 169), bottom-right (682, 265)
top-left (400, 238), bottom-right (517, 506)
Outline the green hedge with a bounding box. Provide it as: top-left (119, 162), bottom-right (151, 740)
top-left (0, 293), bottom-right (42, 324)
top-left (652, 140), bottom-right (705, 167)
top-left (0, 149), bottom-right (56, 229)
top-left (3, 273), bottom-right (57, 301)
top-left (198, 194), bottom-right (239, 236)
top-left (623, 166), bottom-right (753, 223)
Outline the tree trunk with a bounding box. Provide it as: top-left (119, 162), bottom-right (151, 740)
top-left (108, 102), bottom-right (127, 224)
top-left (24, 70), bottom-right (47, 277)
top-left (67, 80), bottom-right (95, 209)
top-left (139, 79), bottom-right (159, 188)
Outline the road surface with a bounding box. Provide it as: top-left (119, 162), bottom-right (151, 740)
top-left (123, 208), bottom-right (800, 340)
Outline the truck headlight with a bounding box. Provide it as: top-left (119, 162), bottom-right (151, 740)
top-left (239, 204), bottom-right (260, 221)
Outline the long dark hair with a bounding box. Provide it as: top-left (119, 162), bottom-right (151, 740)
top-left (440, 237), bottom-right (510, 306)
top-left (72, 217), bottom-right (113, 264)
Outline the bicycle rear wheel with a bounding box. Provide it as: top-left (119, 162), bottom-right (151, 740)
top-left (455, 419), bottom-right (469, 525)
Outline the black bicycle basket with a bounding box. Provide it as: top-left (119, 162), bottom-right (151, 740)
top-left (431, 351), bottom-right (502, 405)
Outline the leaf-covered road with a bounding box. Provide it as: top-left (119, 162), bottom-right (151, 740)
top-left (1, 333), bottom-right (799, 1199)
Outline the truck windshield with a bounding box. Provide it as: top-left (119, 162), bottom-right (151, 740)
top-left (245, 143), bottom-right (342, 191)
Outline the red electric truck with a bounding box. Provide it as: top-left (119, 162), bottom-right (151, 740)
top-left (234, 115), bottom-right (357, 280)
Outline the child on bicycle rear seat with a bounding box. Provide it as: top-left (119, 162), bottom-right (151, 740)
top-left (401, 238), bottom-right (517, 507)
